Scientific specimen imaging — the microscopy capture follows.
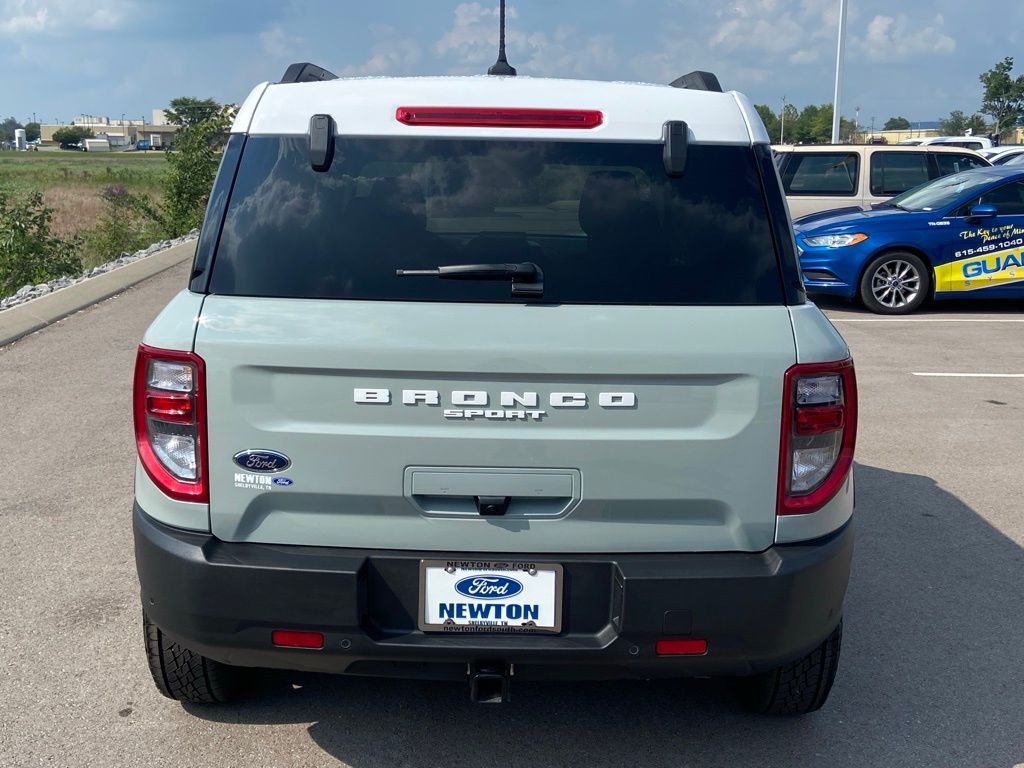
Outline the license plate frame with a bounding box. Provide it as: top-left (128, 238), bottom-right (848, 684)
top-left (418, 559), bottom-right (564, 634)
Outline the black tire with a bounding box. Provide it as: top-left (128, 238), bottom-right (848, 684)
top-left (738, 619), bottom-right (843, 716)
top-left (859, 251), bottom-right (931, 314)
top-left (143, 611), bottom-right (241, 704)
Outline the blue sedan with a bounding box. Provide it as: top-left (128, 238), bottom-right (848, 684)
top-left (795, 166), bottom-right (1024, 313)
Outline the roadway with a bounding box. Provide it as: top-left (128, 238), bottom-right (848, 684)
top-left (1, 263), bottom-right (1022, 767)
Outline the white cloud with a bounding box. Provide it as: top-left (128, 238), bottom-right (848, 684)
top-left (340, 25), bottom-right (422, 77)
top-left (0, 0), bottom-right (131, 36)
top-left (0, 1), bottom-right (47, 34)
top-left (434, 2), bottom-right (520, 65)
top-left (259, 24), bottom-right (302, 59)
top-left (434, 3), bottom-right (617, 78)
top-left (789, 48), bottom-right (819, 65)
top-left (855, 14), bottom-right (956, 63)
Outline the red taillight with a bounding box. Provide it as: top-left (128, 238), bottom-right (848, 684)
top-left (133, 344), bottom-right (208, 503)
top-left (145, 393), bottom-right (193, 422)
top-left (777, 359), bottom-right (857, 516)
top-left (655, 639), bottom-right (708, 656)
top-left (795, 405), bottom-right (844, 435)
top-left (396, 106), bottom-right (603, 129)
top-left (272, 630), bottom-right (324, 649)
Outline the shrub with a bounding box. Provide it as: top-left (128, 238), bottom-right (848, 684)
top-left (159, 119), bottom-right (226, 236)
top-left (82, 185), bottom-right (158, 268)
top-left (140, 101), bottom-right (236, 238)
top-left (0, 192), bottom-right (82, 296)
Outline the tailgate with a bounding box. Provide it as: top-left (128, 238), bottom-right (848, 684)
top-left (196, 298), bottom-right (795, 553)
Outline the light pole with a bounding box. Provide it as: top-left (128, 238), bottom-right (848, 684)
top-left (831, 0), bottom-right (849, 144)
top-left (780, 95), bottom-right (787, 144)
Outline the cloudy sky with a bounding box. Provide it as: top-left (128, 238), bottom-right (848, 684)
top-left (2, 0), bottom-right (1022, 127)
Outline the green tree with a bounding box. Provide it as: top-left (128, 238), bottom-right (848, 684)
top-left (884, 116), bottom-right (910, 130)
top-left (142, 123), bottom-right (227, 237)
top-left (791, 104), bottom-right (823, 143)
top-left (0, 192), bottom-right (82, 296)
top-left (790, 104), bottom-right (857, 144)
top-left (939, 110), bottom-right (968, 135)
top-left (939, 110), bottom-right (990, 136)
top-left (163, 97), bottom-right (226, 129)
top-left (755, 104), bottom-right (781, 143)
top-left (52, 126), bottom-right (94, 146)
top-left (24, 122), bottom-right (40, 142)
top-left (966, 114), bottom-right (990, 135)
top-left (0, 116), bottom-right (22, 141)
top-left (780, 104), bottom-right (798, 143)
top-left (980, 57), bottom-right (1024, 140)
top-left (136, 98), bottom-right (237, 237)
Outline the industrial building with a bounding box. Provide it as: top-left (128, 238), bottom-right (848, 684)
top-left (38, 111), bottom-right (178, 149)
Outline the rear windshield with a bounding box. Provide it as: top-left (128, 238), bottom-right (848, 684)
top-left (209, 137), bottom-right (783, 305)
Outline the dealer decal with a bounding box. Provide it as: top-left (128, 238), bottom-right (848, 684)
top-left (234, 472), bottom-right (294, 490)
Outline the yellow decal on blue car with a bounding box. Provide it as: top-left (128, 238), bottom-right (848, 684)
top-left (935, 246), bottom-right (1024, 292)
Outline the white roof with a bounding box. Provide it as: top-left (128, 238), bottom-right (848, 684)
top-left (233, 76), bottom-right (767, 145)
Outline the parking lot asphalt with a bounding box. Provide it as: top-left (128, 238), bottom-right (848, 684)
top-left (1, 266), bottom-right (1022, 768)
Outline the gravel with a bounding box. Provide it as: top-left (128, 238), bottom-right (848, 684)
top-left (0, 229), bottom-right (199, 312)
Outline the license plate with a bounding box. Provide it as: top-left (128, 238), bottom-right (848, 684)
top-left (419, 560), bottom-right (563, 634)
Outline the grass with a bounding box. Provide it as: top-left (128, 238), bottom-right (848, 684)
top-left (0, 150), bottom-right (167, 240)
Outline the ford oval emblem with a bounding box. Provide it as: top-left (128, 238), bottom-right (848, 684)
top-left (454, 575), bottom-right (523, 600)
top-left (233, 450), bottom-right (291, 474)
top-left (271, 477), bottom-right (294, 486)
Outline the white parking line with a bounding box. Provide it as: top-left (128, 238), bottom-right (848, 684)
top-left (830, 318), bottom-right (1024, 323)
top-left (912, 372), bottom-right (1024, 378)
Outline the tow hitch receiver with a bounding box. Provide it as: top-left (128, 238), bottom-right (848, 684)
top-left (469, 662), bottom-right (511, 704)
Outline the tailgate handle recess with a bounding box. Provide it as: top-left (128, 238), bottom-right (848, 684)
top-left (475, 496), bottom-right (510, 516)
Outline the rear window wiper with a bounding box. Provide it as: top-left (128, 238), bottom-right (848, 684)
top-left (396, 262), bottom-right (544, 298)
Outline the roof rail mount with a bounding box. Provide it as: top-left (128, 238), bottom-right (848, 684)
top-left (281, 63), bottom-right (338, 84)
top-left (669, 71), bottom-right (723, 93)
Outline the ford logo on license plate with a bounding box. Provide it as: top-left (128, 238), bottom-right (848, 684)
top-left (455, 575), bottom-right (523, 600)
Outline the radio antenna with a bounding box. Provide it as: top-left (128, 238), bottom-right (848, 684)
top-left (487, 0), bottom-right (517, 76)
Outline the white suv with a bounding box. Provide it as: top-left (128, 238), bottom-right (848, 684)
top-left (134, 62), bottom-right (856, 715)
top-left (775, 144), bottom-right (990, 218)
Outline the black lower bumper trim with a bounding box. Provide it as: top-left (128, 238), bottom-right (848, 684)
top-left (133, 502), bottom-right (853, 680)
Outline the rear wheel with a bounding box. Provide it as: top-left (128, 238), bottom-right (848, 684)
top-left (143, 611), bottom-right (241, 704)
top-left (859, 252), bottom-right (930, 314)
top-left (738, 619), bottom-right (842, 716)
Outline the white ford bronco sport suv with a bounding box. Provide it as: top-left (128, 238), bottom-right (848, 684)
top-left (133, 61), bottom-right (856, 715)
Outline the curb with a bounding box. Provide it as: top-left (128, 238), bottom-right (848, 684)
top-left (0, 241), bottom-right (196, 348)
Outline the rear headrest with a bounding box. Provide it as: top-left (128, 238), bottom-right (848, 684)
top-left (578, 171), bottom-right (642, 237)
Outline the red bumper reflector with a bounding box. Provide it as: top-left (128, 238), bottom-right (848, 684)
top-left (655, 638), bottom-right (708, 656)
top-left (271, 630), bottom-right (324, 649)
top-left (396, 106), bottom-right (603, 129)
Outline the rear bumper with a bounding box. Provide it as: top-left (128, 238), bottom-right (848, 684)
top-left (133, 502), bottom-right (853, 680)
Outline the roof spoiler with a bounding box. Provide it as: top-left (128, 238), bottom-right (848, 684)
top-left (669, 71), bottom-right (723, 93)
top-left (280, 62), bottom-right (338, 84)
